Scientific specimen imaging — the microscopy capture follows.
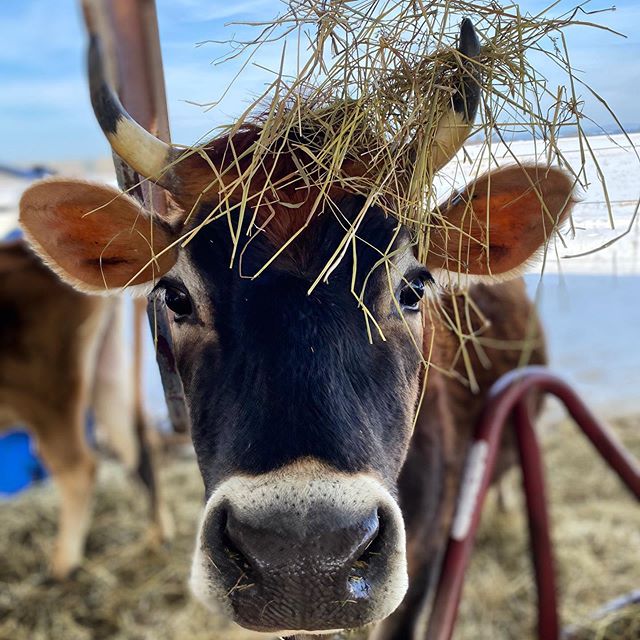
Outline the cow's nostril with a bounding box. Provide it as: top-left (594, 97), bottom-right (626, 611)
top-left (345, 511), bottom-right (382, 601)
top-left (350, 509), bottom-right (382, 578)
top-left (355, 510), bottom-right (381, 559)
top-left (221, 509), bottom-right (255, 576)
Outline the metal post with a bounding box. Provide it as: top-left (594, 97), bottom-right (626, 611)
top-left (81, 0), bottom-right (189, 433)
top-left (513, 400), bottom-right (558, 639)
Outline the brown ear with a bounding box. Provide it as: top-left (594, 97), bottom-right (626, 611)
top-left (19, 178), bottom-right (177, 293)
top-left (428, 165), bottom-right (575, 278)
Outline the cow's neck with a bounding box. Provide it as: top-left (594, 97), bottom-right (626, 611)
top-left (371, 299), bottom-right (480, 640)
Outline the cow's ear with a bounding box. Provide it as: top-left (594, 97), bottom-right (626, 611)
top-left (428, 165), bottom-right (575, 280)
top-left (20, 178), bottom-right (177, 294)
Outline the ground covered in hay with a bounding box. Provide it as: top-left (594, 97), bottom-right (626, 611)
top-left (0, 416), bottom-right (638, 640)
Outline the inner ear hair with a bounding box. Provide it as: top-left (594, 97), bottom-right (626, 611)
top-left (19, 177), bottom-right (178, 293)
top-left (427, 164), bottom-right (577, 280)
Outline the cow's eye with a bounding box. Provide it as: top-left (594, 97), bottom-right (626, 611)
top-left (164, 286), bottom-right (193, 320)
top-left (399, 270), bottom-right (433, 312)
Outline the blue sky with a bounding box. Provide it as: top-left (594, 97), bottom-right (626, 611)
top-left (1, 0), bottom-right (639, 163)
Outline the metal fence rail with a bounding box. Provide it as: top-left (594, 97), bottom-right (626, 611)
top-left (426, 366), bottom-right (640, 640)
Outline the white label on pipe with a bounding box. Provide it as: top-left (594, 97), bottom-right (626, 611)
top-left (450, 440), bottom-right (489, 541)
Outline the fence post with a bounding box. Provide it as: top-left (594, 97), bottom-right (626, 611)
top-left (80, 0), bottom-right (190, 434)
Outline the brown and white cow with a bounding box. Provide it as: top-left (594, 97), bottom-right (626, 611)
top-left (0, 238), bottom-right (172, 579)
top-left (19, 19), bottom-right (573, 640)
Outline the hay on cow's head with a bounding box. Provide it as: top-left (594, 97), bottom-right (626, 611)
top-left (123, 0), bottom-right (630, 392)
top-left (87, 0), bottom-right (632, 389)
top-left (172, 0), bottom-right (628, 270)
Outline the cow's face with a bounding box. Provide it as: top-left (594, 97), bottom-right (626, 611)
top-left (158, 198), bottom-right (427, 632)
top-left (20, 16), bottom-right (575, 638)
top-left (20, 164), bottom-right (574, 635)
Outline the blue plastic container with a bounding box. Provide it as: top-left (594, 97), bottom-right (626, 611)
top-left (0, 430), bottom-right (48, 497)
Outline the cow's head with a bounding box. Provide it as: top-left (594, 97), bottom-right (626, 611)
top-left (20, 20), bottom-right (574, 637)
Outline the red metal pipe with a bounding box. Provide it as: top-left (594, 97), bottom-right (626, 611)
top-left (490, 367), bottom-right (640, 498)
top-left (513, 399), bottom-right (559, 640)
top-left (426, 380), bottom-right (523, 640)
top-left (426, 365), bottom-right (640, 640)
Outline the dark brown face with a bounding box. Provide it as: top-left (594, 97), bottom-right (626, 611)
top-left (153, 196), bottom-right (431, 634)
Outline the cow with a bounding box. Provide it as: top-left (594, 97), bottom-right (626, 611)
top-left (0, 237), bottom-right (173, 580)
top-left (18, 18), bottom-right (573, 640)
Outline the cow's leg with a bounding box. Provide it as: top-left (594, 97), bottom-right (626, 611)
top-left (92, 298), bottom-right (138, 467)
top-left (94, 373), bottom-right (174, 543)
top-left (92, 298), bottom-right (174, 543)
top-left (36, 410), bottom-right (97, 580)
top-left (134, 409), bottom-right (175, 544)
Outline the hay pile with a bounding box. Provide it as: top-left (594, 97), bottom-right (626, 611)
top-left (0, 416), bottom-right (637, 639)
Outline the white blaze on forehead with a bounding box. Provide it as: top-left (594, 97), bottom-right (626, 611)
top-left (189, 459), bottom-right (408, 635)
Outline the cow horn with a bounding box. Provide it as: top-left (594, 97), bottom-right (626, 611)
top-left (428, 18), bottom-right (482, 172)
top-left (87, 33), bottom-right (182, 188)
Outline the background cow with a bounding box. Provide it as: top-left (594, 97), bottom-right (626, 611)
top-left (0, 237), bottom-right (172, 579)
top-left (18, 19), bottom-right (573, 640)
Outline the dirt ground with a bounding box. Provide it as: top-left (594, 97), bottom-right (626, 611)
top-left (0, 415), bottom-right (638, 640)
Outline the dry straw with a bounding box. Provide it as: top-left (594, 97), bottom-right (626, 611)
top-left (179, 0), bottom-right (629, 272)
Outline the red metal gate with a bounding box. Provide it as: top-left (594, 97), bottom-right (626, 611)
top-left (426, 366), bottom-right (640, 640)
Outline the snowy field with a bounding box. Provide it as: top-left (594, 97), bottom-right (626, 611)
top-left (1, 132), bottom-right (639, 420)
top-left (435, 132), bottom-right (640, 276)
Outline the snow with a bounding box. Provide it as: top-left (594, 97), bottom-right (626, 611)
top-left (0, 179), bottom-right (24, 239)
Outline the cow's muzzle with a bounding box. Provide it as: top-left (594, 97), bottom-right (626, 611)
top-left (190, 460), bottom-right (408, 634)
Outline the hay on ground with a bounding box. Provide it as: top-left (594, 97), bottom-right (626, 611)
top-left (0, 416), bottom-right (638, 639)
